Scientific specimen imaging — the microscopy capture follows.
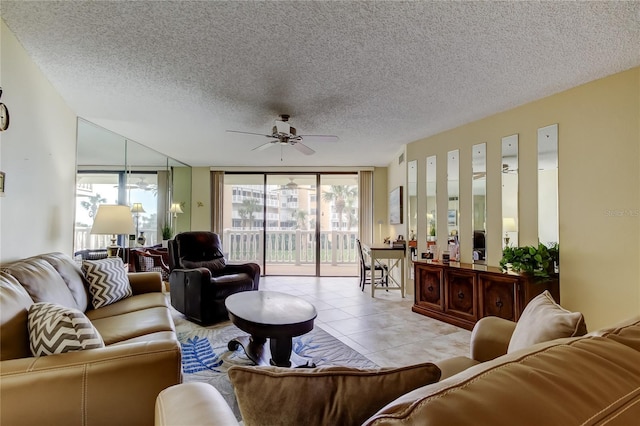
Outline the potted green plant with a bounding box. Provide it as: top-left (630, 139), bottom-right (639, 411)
top-left (500, 243), bottom-right (554, 279)
top-left (161, 223), bottom-right (172, 247)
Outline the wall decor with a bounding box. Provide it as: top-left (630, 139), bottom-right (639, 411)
top-left (389, 186), bottom-right (403, 225)
top-left (447, 209), bottom-right (457, 226)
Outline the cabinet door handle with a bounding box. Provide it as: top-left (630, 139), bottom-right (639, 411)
top-left (496, 299), bottom-right (503, 308)
top-left (427, 285), bottom-right (434, 292)
top-left (458, 291), bottom-right (464, 299)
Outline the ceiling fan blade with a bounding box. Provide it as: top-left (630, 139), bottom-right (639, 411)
top-left (252, 142), bottom-right (276, 151)
top-left (292, 142), bottom-right (315, 155)
top-left (226, 130), bottom-right (274, 138)
top-left (299, 135), bottom-right (340, 143)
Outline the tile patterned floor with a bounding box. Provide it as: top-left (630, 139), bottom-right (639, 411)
top-left (261, 276), bottom-right (470, 368)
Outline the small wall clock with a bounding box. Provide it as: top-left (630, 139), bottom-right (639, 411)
top-left (0, 103), bottom-right (9, 131)
top-left (0, 87), bottom-right (8, 131)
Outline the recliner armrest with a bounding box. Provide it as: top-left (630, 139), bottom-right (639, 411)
top-left (216, 263), bottom-right (261, 289)
top-left (470, 316), bottom-right (517, 362)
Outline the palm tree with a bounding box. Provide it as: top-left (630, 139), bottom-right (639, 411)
top-left (238, 198), bottom-right (261, 229)
top-left (322, 185), bottom-right (357, 230)
top-left (80, 193), bottom-right (107, 219)
top-left (292, 209), bottom-right (308, 230)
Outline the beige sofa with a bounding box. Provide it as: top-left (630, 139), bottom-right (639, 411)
top-left (1, 252), bottom-right (182, 426)
top-left (156, 314), bottom-right (640, 426)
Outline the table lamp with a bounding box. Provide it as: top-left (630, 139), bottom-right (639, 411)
top-left (91, 204), bottom-right (136, 257)
top-left (502, 217), bottom-right (517, 247)
top-left (130, 202), bottom-right (145, 239)
top-left (170, 202), bottom-right (184, 235)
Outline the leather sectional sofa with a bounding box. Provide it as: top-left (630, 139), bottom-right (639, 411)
top-left (1, 252), bottom-right (182, 426)
top-left (156, 314), bottom-right (640, 425)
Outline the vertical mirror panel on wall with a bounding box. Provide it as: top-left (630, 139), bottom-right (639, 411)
top-left (75, 118), bottom-right (191, 256)
top-left (407, 161), bottom-right (417, 243)
top-left (426, 156), bottom-right (437, 251)
top-left (447, 150), bottom-right (460, 261)
top-left (538, 124), bottom-right (559, 248)
top-left (502, 134), bottom-right (519, 248)
top-left (472, 143), bottom-right (486, 264)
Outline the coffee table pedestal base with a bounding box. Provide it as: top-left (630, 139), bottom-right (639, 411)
top-left (228, 335), bottom-right (315, 368)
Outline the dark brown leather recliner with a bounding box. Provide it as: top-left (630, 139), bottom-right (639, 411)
top-left (168, 232), bottom-right (260, 325)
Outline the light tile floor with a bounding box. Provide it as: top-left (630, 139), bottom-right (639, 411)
top-left (261, 275), bottom-right (470, 367)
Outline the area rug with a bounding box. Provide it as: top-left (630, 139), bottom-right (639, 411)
top-left (171, 308), bottom-right (377, 419)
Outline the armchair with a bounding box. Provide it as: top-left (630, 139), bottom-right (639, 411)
top-left (168, 232), bottom-right (260, 325)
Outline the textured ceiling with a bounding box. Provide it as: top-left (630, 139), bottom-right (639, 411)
top-left (2, 1), bottom-right (639, 167)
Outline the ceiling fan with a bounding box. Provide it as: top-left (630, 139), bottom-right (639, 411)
top-left (226, 114), bottom-right (339, 155)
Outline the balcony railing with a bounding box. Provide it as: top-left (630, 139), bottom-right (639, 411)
top-left (74, 227), bottom-right (358, 267)
top-left (74, 226), bottom-right (159, 252)
top-left (223, 229), bottom-right (358, 266)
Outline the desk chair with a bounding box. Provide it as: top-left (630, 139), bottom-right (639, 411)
top-left (356, 239), bottom-right (388, 291)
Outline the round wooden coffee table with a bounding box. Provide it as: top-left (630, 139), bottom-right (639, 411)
top-left (225, 291), bottom-right (318, 367)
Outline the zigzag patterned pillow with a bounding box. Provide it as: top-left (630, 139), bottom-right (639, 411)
top-left (82, 258), bottom-right (132, 308)
top-left (28, 302), bottom-right (105, 356)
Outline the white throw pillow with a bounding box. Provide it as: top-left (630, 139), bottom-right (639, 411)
top-left (28, 302), bottom-right (104, 356)
top-left (508, 290), bottom-right (587, 353)
top-left (82, 258), bottom-right (132, 308)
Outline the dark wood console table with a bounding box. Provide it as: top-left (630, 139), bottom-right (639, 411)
top-left (413, 261), bottom-right (559, 330)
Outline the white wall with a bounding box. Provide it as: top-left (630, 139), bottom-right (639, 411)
top-left (0, 21), bottom-right (77, 262)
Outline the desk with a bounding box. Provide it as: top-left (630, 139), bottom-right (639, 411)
top-left (362, 243), bottom-right (405, 298)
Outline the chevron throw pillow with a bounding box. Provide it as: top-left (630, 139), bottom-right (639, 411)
top-left (82, 258), bottom-right (132, 309)
top-left (28, 302), bottom-right (104, 356)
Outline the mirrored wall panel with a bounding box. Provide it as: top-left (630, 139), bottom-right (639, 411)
top-left (538, 124), bottom-right (559, 247)
top-left (447, 150), bottom-right (460, 260)
top-left (502, 134), bottom-right (519, 248)
top-left (426, 155), bottom-right (437, 249)
top-left (407, 160), bottom-right (418, 243)
top-left (75, 118), bottom-right (191, 255)
top-left (472, 143), bottom-right (486, 264)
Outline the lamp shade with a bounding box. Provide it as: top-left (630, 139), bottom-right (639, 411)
top-left (502, 217), bottom-right (517, 233)
top-left (91, 205), bottom-right (135, 235)
top-left (130, 203), bottom-right (145, 214)
top-left (169, 203), bottom-right (184, 214)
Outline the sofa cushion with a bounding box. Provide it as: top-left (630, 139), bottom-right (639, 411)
top-left (90, 306), bottom-right (175, 345)
top-left (82, 258), bottom-right (132, 309)
top-left (39, 252), bottom-right (91, 312)
top-left (2, 257), bottom-right (79, 310)
top-left (0, 272), bottom-right (34, 361)
top-left (589, 315), bottom-right (640, 352)
top-left (228, 363), bottom-right (441, 426)
top-left (28, 302), bottom-right (104, 356)
top-left (85, 292), bottom-right (169, 320)
top-left (507, 290), bottom-right (587, 353)
top-left (364, 336), bottom-right (640, 425)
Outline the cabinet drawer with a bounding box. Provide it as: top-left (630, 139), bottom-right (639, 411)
top-left (414, 264), bottom-right (444, 311)
top-left (444, 269), bottom-right (477, 322)
top-left (479, 274), bottom-right (518, 321)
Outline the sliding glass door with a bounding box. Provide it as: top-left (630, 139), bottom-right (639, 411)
top-left (319, 174), bottom-right (359, 276)
top-left (265, 175), bottom-right (317, 276)
top-left (222, 172), bottom-right (358, 277)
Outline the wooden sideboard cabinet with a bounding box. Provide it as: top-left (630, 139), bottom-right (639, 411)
top-left (413, 261), bottom-right (559, 330)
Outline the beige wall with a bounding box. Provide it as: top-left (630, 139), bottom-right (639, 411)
top-left (190, 167), bottom-right (211, 231)
top-left (0, 21), bottom-right (77, 262)
top-left (407, 67), bottom-right (640, 329)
